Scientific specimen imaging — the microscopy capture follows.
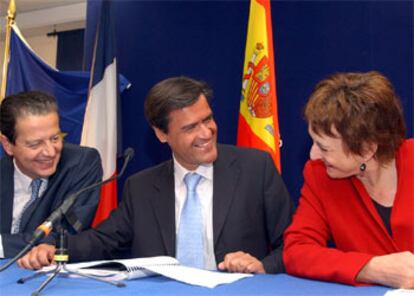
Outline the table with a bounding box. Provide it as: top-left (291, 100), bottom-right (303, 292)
top-left (0, 263), bottom-right (390, 295)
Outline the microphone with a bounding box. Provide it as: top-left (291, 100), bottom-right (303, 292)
top-left (31, 147), bottom-right (135, 244)
top-left (0, 147), bottom-right (134, 272)
top-left (120, 147), bottom-right (134, 176)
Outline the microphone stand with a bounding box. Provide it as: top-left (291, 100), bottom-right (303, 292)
top-left (17, 223), bottom-right (125, 296)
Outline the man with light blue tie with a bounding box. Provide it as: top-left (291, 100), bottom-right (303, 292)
top-left (19, 77), bottom-right (294, 274)
top-left (0, 91), bottom-right (102, 258)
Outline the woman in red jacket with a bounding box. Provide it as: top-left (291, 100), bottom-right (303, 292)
top-left (283, 71), bottom-right (413, 288)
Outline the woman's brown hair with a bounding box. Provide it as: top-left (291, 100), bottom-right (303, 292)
top-left (305, 71), bottom-right (406, 163)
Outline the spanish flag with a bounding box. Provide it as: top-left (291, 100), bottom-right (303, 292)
top-left (237, 0), bottom-right (281, 172)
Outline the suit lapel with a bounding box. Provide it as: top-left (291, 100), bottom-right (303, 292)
top-left (213, 145), bottom-right (240, 245)
top-left (0, 156), bottom-right (15, 233)
top-left (151, 160), bottom-right (176, 256)
top-left (351, 177), bottom-right (398, 249)
top-left (18, 197), bottom-right (43, 232)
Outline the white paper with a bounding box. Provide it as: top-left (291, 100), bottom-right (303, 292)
top-left (385, 289), bottom-right (414, 296)
top-left (145, 264), bottom-right (252, 288)
top-left (38, 256), bottom-right (252, 288)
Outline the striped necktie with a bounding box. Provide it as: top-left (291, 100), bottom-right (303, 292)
top-left (14, 179), bottom-right (42, 233)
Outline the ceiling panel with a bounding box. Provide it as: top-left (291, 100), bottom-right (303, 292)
top-left (0, 0), bottom-right (85, 17)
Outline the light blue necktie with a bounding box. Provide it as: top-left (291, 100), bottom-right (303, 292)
top-left (14, 179), bottom-right (42, 233)
top-left (176, 173), bottom-right (204, 268)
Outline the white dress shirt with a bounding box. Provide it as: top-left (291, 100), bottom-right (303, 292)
top-left (0, 160), bottom-right (47, 258)
top-left (173, 156), bottom-right (216, 270)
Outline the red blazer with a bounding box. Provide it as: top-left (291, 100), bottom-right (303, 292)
top-left (283, 139), bottom-right (414, 286)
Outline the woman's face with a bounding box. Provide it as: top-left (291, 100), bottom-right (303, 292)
top-left (308, 125), bottom-right (364, 179)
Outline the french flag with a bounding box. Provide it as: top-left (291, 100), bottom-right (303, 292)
top-left (81, 0), bottom-right (121, 226)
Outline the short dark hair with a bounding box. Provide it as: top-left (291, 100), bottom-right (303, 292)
top-left (305, 71), bottom-right (406, 164)
top-left (0, 91), bottom-right (58, 143)
top-left (144, 76), bottom-right (213, 133)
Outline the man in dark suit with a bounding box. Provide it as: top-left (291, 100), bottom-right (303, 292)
top-left (0, 91), bottom-right (102, 258)
top-left (18, 77), bottom-right (294, 274)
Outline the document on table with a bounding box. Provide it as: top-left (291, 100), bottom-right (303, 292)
top-left (144, 263), bottom-right (252, 288)
top-left (38, 256), bottom-right (252, 288)
top-left (385, 289), bottom-right (414, 296)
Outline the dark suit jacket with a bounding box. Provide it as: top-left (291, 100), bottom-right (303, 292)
top-left (0, 143), bottom-right (103, 257)
top-left (68, 144), bottom-right (294, 273)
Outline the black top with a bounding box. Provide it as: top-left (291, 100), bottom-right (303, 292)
top-left (372, 199), bottom-right (392, 236)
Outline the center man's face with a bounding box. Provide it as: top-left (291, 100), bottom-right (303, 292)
top-left (155, 95), bottom-right (218, 171)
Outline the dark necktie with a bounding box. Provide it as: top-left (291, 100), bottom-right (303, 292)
top-left (14, 179), bottom-right (42, 233)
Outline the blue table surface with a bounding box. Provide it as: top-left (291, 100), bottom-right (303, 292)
top-left (0, 262), bottom-right (390, 295)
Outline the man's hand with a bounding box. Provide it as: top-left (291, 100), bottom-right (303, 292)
top-left (17, 244), bottom-right (56, 270)
top-left (218, 251), bottom-right (265, 274)
top-left (356, 251), bottom-right (414, 288)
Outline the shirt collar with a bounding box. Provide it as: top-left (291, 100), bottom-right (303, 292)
top-left (13, 159), bottom-right (48, 191)
top-left (173, 155), bottom-right (213, 184)
top-left (13, 159), bottom-right (32, 192)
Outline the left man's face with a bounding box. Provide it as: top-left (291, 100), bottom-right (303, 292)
top-left (154, 95), bottom-right (218, 171)
top-left (1, 112), bottom-right (63, 179)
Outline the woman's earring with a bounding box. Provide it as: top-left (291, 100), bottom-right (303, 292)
top-left (360, 163), bottom-right (366, 172)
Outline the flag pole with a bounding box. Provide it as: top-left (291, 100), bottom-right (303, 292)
top-left (1, 0), bottom-right (16, 101)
